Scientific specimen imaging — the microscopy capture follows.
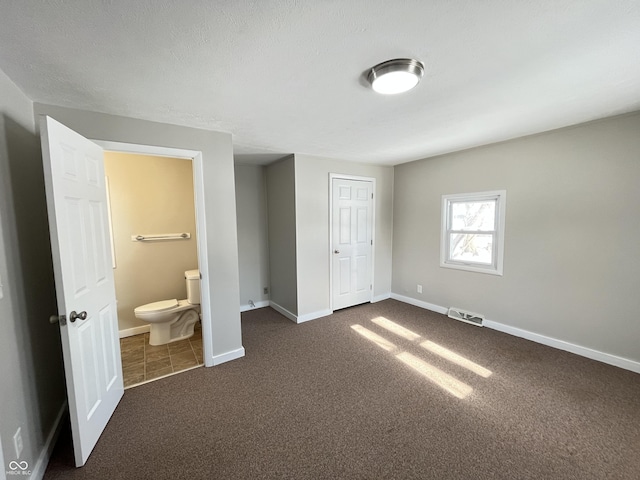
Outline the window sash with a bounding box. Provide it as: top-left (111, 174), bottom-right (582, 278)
top-left (447, 199), bottom-right (497, 232)
top-left (447, 232), bottom-right (496, 267)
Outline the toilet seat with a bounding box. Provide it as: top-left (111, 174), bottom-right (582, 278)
top-left (134, 299), bottom-right (178, 315)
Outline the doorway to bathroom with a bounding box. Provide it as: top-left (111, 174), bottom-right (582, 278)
top-left (103, 150), bottom-right (204, 388)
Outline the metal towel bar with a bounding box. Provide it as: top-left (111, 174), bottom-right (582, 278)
top-left (131, 233), bottom-right (191, 242)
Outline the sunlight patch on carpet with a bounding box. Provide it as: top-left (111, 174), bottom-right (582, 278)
top-left (371, 316), bottom-right (421, 341)
top-left (396, 352), bottom-right (473, 399)
top-left (420, 341), bottom-right (492, 378)
top-left (351, 324), bottom-right (398, 352)
top-left (370, 316), bottom-right (492, 378)
top-left (352, 323), bottom-right (474, 399)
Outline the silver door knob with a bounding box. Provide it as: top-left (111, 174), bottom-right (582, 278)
top-left (49, 314), bottom-right (66, 325)
top-left (69, 311), bottom-right (88, 322)
top-left (334, 250), bottom-right (340, 254)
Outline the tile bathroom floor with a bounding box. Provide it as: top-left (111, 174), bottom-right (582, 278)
top-left (120, 322), bottom-right (204, 388)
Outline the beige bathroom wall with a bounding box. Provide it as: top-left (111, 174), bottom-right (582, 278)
top-left (104, 152), bottom-right (198, 333)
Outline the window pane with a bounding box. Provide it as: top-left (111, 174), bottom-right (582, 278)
top-left (450, 201), bottom-right (495, 231)
top-left (449, 233), bottom-right (493, 265)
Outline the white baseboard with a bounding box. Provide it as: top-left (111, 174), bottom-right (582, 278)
top-left (211, 347), bottom-right (246, 366)
top-left (0, 435), bottom-right (5, 480)
top-left (296, 309), bottom-right (332, 324)
top-left (391, 293), bottom-right (640, 374)
top-left (269, 301), bottom-right (331, 324)
top-left (483, 319), bottom-right (640, 374)
top-left (240, 300), bottom-right (270, 313)
top-left (119, 325), bottom-right (150, 338)
top-left (390, 293), bottom-right (448, 315)
top-left (372, 293), bottom-right (391, 303)
top-left (269, 301), bottom-right (298, 323)
top-left (31, 400), bottom-right (67, 480)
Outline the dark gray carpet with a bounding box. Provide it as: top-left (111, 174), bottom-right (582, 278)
top-left (44, 300), bottom-right (640, 479)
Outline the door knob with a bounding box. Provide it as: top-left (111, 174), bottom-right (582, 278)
top-left (69, 311), bottom-right (88, 322)
top-left (334, 250), bottom-right (340, 254)
top-left (49, 314), bottom-right (66, 326)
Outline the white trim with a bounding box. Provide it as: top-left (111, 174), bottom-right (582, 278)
top-left (390, 293), bottom-right (448, 315)
top-left (240, 300), bottom-right (270, 312)
top-left (104, 176), bottom-right (116, 268)
top-left (212, 347), bottom-right (246, 366)
top-left (296, 309), bottom-right (332, 324)
top-left (372, 292), bottom-right (391, 303)
top-left (329, 173), bottom-right (376, 312)
top-left (391, 293), bottom-right (640, 374)
top-left (92, 141), bottom-right (199, 158)
top-left (118, 325), bottom-right (150, 338)
top-left (192, 151), bottom-right (215, 368)
top-left (0, 433), bottom-right (5, 480)
top-left (124, 364), bottom-right (204, 389)
top-left (92, 140), bottom-right (214, 367)
top-left (440, 190), bottom-right (506, 276)
top-left (30, 401), bottom-right (67, 480)
top-left (483, 320), bottom-right (640, 374)
top-left (269, 301), bottom-right (298, 323)
top-left (269, 301), bottom-right (331, 324)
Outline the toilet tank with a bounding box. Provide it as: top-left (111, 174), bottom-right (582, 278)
top-left (185, 269), bottom-right (201, 305)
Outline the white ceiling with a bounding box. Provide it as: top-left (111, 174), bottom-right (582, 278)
top-left (1, 1), bottom-right (639, 166)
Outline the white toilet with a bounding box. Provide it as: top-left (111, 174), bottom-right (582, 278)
top-left (134, 269), bottom-right (201, 346)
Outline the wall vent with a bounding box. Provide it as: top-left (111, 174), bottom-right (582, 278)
top-left (447, 307), bottom-right (484, 327)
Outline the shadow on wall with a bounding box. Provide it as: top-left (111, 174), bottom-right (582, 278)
top-left (1, 114), bottom-right (65, 436)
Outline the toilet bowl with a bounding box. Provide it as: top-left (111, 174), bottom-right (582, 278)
top-left (134, 269), bottom-right (201, 346)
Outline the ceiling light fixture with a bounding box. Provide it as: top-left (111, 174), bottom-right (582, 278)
top-left (367, 58), bottom-right (425, 95)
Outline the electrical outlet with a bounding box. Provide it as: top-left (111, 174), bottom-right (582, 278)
top-left (263, 287), bottom-right (269, 295)
top-left (13, 427), bottom-right (23, 458)
top-left (417, 284), bottom-right (423, 294)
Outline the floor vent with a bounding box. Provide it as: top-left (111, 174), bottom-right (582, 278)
top-left (447, 307), bottom-right (484, 327)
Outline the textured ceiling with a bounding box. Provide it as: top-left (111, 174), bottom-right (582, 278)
top-left (1, 1), bottom-right (639, 166)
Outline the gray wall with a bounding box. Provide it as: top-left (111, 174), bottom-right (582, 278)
top-left (392, 112), bottom-right (640, 363)
top-left (0, 70), bottom-right (65, 474)
top-left (266, 156), bottom-right (298, 315)
top-left (33, 103), bottom-right (243, 363)
top-left (294, 154), bottom-right (394, 317)
top-left (235, 164), bottom-right (270, 308)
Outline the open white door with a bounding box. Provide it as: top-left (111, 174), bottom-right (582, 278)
top-left (332, 177), bottom-right (373, 310)
top-left (41, 116), bottom-right (123, 467)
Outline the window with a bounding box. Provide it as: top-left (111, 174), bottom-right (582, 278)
top-left (440, 190), bottom-right (506, 275)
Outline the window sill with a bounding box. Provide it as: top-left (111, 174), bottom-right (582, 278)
top-left (440, 261), bottom-right (503, 276)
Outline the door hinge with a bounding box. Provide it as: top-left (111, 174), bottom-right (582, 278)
top-left (370, 284), bottom-right (372, 290)
top-left (371, 193), bottom-right (373, 199)
top-left (371, 240), bottom-right (373, 245)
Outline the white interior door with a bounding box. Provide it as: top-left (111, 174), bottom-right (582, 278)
top-left (41, 116), bottom-right (123, 467)
top-left (332, 178), bottom-right (373, 310)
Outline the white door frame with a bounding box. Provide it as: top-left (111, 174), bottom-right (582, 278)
top-left (0, 435), bottom-right (6, 480)
top-left (93, 140), bottom-right (213, 367)
top-left (329, 173), bottom-right (376, 312)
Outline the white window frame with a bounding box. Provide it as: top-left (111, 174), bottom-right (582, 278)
top-left (440, 190), bottom-right (506, 276)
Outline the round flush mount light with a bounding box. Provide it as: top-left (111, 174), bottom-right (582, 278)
top-left (367, 58), bottom-right (425, 95)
